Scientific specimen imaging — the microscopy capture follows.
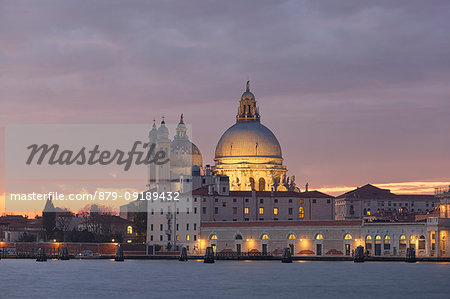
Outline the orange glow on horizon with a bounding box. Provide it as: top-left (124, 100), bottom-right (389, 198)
top-left (316, 181), bottom-right (450, 196)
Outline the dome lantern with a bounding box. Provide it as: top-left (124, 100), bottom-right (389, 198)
top-left (237, 81), bottom-right (260, 123)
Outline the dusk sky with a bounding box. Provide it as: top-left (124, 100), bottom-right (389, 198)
top-left (1, 0), bottom-right (450, 208)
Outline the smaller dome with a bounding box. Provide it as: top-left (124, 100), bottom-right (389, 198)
top-left (241, 91), bottom-right (255, 101)
top-left (157, 121), bottom-right (169, 140)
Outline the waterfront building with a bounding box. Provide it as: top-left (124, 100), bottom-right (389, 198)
top-left (140, 82), bottom-right (449, 258)
top-left (335, 184), bottom-right (439, 220)
top-left (200, 218), bottom-right (449, 257)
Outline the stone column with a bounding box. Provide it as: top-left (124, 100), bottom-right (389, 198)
top-left (435, 230), bottom-right (440, 257)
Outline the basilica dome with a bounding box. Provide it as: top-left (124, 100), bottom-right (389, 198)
top-left (213, 81), bottom-right (287, 191)
top-left (215, 121), bottom-right (282, 159)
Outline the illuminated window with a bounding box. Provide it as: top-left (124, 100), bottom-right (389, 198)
top-left (367, 209), bottom-right (371, 216)
top-left (375, 235), bottom-right (381, 244)
top-left (259, 207), bottom-right (264, 215)
top-left (244, 207), bottom-right (249, 214)
top-left (409, 235), bottom-right (416, 248)
top-left (210, 234), bottom-right (218, 240)
top-left (300, 199), bottom-right (304, 204)
top-left (315, 234), bottom-right (324, 240)
top-left (299, 207), bottom-right (304, 219)
top-left (365, 235), bottom-right (372, 250)
top-left (344, 234), bottom-right (352, 240)
top-left (176, 235), bottom-right (179, 241)
top-left (288, 234), bottom-right (296, 240)
top-left (261, 234), bottom-right (269, 240)
top-left (127, 226), bottom-right (133, 234)
top-left (384, 235), bottom-right (391, 250)
top-left (273, 208), bottom-right (278, 215)
top-left (399, 235), bottom-right (406, 250)
top-left (186, 235), bottom-right (190, 241)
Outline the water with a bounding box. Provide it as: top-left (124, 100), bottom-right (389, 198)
top-left (0, 259), bottom-right (449, 298)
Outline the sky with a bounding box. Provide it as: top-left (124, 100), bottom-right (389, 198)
top-left (1, 0), bottom-right (450, 213)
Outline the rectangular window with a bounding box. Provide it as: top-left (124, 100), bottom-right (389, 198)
top-left (215, 198), bottom-right (218, 202)
top-left (194, 207), bottom-right (197, 214)
top-left (176, 235), bottom-right (179, 241)
top-left (215, 207), bottom-right (218, 214)
top-left (288, 208), bottom-right (293, 215)
top-left (273, 207), bottom-right (278, 215)
top-left (274, 199), bottom-right (278, 203)
top-left (160, 208), bottom-right (164, 215)
top-left (176, 208), bottom-right (179, 214)
top-left (186, 235), bottom-right (190, 241)
top-left (150, 224), bottom-right (154, 231)
top-left (244, 207), bottom-right (249, 214)
top-left (194, 223), bottom-right (197, 231)
top-left (160, 235), bottom-right (163, 241)
top-left (233, 198), bottom-right (237, 202)
top-left (176, 224), bottom-right (179, 231)
top-left (299, 207), bottom-right (304, 219)
top-left (160, 224), bottom-right (163, 231)
top-left (151, 209), bottom-right (154, 215)
top-left (312, 199), bottom-right (316, 203)
top-left (259, 207), bottom-right (264, 214)
top-left (327, 199), bottom-right (331, 204)
top-left (150, 235), bottom-right (153, 241)
top-left (233, 207), bottom-right (237, 214)
top-left (202, 207), bottom-right (206, 214)
top-left (245, 198), bottom-right (249, 203)
top-left (186, 224), bottom-right (189, 230)
top-left (194, 235), bottom-right (197, 241)
top-left (186, 208), bottom-right (190, 214)
top-left (222, 202), bottom-right (226, 207)
top-left (260, 198), bottom-right (264, 204)
top-left (299, 199), bottom-right (304, 204)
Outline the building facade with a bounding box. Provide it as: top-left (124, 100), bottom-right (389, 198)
top-left (335, 184), bottom-right (439, 220)
top-left (200, 219), bottom-right (449, 257)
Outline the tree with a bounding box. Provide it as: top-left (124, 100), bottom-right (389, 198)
top-left (56, 212), bottom-right (74, 242)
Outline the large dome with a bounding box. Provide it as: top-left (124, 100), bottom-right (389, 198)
top-left (215, 121), bottom-right (282, 158)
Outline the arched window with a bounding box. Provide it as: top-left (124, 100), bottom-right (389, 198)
top-left (365, 235), bottom-right (372, 250)
top-left (375, 235), bottom-right (382, 245)
top-left (419, 235), bottom-right (425, 250)
top-left (315, 234), bottom-right (324, 240)
top-left (299, 207), bottom-right (305, 219)
top-left (409, 235), bottom-right (416, 249)
top-left (399, 235), bottom-right (406, 250)
top-left (288, 234), bottom-right (296, 240)
top-left (344, 234), bottom-right (352, 240)
top-left (384, 235), bottom-right (391, 250)
top-left (259, 178), bottom-right (265, 191)
top-left (210, 234), bottom-right (218, 240)
top-left (127, 226), bottom-right (133, 234)
top-left (261, 234), bottom-right (269, 240)
top-left (249, 178), bottom-right (255, 191)
top-left (235, 234), bottom-right (243, 240)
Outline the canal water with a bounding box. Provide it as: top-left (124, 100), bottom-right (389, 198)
top-left (0, 259), bottom-right (449, 298)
